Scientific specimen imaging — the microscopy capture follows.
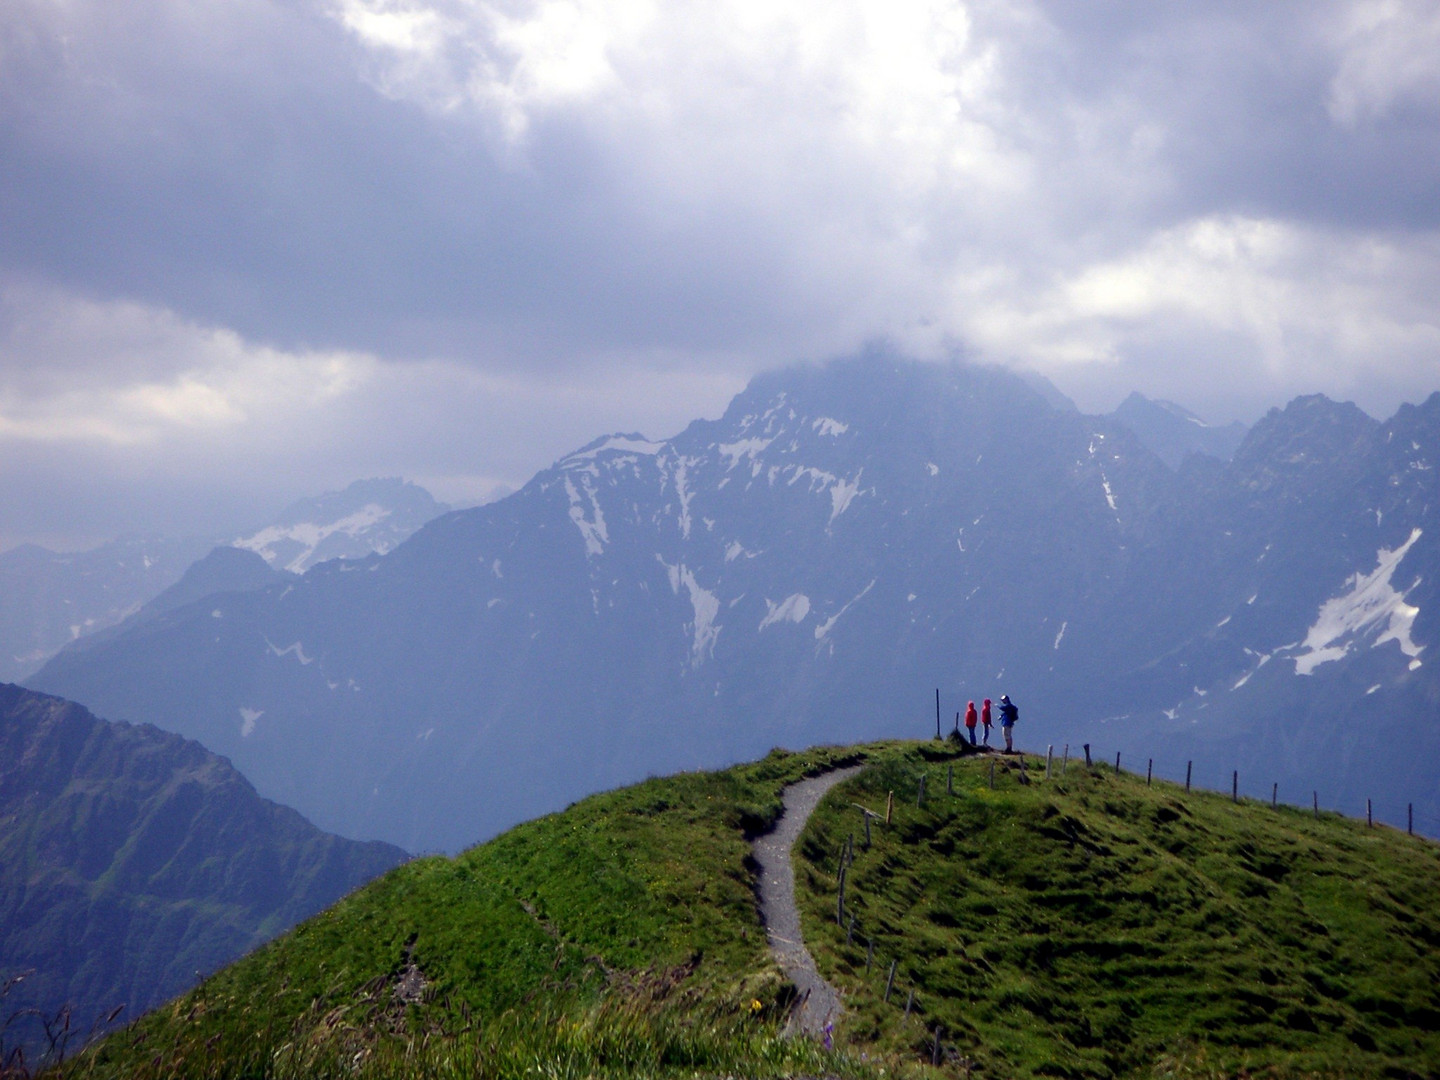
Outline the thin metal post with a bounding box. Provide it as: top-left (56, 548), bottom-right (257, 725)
top-left (884, 959), bottom-right (897, 1003)
top-left (936, 688), bottom-right (941, 739)
top-left (1313, 791), bottom-right (1318, 819)
top-left (904, 989), bottom-right (914, 1019)
top-left (1147, 759), bottom-right (1152, 786)
top-left (1409, 803), bottom-right (1414, 836)
top-left (1367, 799), bottom-right (1373, 827)
top-left (1046, 744), bottom-right (1053, 779)
top-left (1272, 783), bottom-right (1277, 809)
top-left (1115, 751), bottom-right (1121, 774)
top-left (1185, 761), bottom-right (1192, 793)
top-left (1232, 771), bottom-right (1238, 803)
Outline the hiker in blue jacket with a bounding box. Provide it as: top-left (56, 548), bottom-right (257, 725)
top-left (998, 694), bottom-right (1019, 752)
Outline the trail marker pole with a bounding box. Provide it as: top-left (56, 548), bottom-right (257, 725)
top-left (1115, 752), bottom-right (1121, 774)
top-left (1084, 744), bottom-right (1092, 767)
top-left (989, 761), bottom-right (995, 790)
top-left (884, 959), bottom-right (897, 1003)
top-left (1046, 745), bottom-right (1053, 779)
top-left (1185, 761), bottom-right (1192, 793)
top-left (1147, 759), bottom-right (1153, 786)
top-left (936, 689), bottom-right (941, 739)
top-left (1272, 783), bottom-right (1277, 809)
top-left (1367, 799), bottom-right (1373, 827)
top-left (1232, 771), bottom-right (1238, 803)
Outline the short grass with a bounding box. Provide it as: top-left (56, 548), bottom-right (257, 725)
top-left (793, 743), bottom-right (1440, 1079)
top-left (52, 744), bottom-right (875, 1080)
top-left (45, 740), bottom-right (1440, 1080)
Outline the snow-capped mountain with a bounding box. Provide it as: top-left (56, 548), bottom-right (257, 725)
top-left (0, 480), bottom-right (448, 682)
top-left (29, 358), bottom-right (1440, 850)
top-left (233, 478), bottom-right (450, 573)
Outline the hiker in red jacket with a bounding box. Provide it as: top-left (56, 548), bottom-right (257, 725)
top-left (964, 701), bottom-right (978, 745)
top-left (981, 698), bottom-right (992, 746)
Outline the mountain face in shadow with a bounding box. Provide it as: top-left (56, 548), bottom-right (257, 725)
top-left (0, 684), bottom-right (407, 1062)
top-left (28, 357), bottom-right (1440, 850)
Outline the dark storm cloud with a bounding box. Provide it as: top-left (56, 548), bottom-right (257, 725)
top-left (0, 0), bottom-right (1437, 547)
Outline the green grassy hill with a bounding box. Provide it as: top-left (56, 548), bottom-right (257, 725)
top-left (56, 742), bottom-right (1440, 1080)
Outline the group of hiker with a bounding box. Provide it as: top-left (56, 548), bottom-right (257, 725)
top-left (959, 694), bottom-right (1019, 752)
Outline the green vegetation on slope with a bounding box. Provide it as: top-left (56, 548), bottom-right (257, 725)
top-left (794, 745), bottom-right (1440, 1079)
top-left (56, 741), bottom-right (1440, 1080)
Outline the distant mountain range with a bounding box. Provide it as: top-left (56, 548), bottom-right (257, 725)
top-left (0, 479), bottom-right (449, 682)
top-left (28, 356), bottom-right (1437, 852)
top-left (0, 683), bottom-right (406, 1064)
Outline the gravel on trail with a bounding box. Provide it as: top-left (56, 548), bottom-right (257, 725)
top-left (752, 765), bottom-right (864, 1038)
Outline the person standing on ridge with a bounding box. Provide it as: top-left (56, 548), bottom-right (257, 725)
top-left (964, 701), bottom-right (978, 745)
top-left (998, 694), bottom-right (1019, 753)
top-left (980, 698), bottom-right (992, 746)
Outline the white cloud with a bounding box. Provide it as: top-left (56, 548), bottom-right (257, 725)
top-left (1327, 0), bottom-right (1440, 125)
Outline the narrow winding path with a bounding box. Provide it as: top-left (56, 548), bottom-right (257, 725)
top-left (753, 765), bottom-right (864, 1037)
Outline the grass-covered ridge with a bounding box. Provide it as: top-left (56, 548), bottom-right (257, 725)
top-left (58, 741), bottom-right (1440, 1079)
top-left (794, 747), bottom-right (1440, 1078)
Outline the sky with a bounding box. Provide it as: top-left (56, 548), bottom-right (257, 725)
top-left (2, 0), bottom-right (1438, 549)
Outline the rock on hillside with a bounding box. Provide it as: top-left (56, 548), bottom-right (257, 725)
top-left (0, 684), bottom-right (406, 1062)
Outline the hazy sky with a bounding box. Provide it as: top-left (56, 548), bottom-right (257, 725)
top-left (2, 0), bottom-right (1438, 549)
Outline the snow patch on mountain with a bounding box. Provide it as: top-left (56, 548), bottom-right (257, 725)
top-left (658, 558), bottom-right (721, 667)
top-left (830, 472), bottom-right (862, 523)
top-left (1292, 528), bottom-right (1424, 675)
top-left (564, 475), bottom-right (609, 557)
top-left (238, 707), bottom-right (263, 737)
top-left (237, 504), bottom-right (390, 573)
top-left (812, 417), bottom-right (849, 436)
top-left (815, 579), bottom-right (876, 642)
top-left (563, 435), bottom-right (664, 462)
top-left (718, 437), bottom-right (774, 470)
top-left (267, 639), bottom-right (314, 665)
top-left (759, 593), bottom-right (811, 631)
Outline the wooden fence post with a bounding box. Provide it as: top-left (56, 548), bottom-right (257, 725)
top-left (1083, 744), bottom-right (1092, 767)
top-left (904, 989), bottom-right (914, 1019)
top-left (1147, 759), bottom-right (1152, 786)
top-left (1409, 803), bottom-right (1414, 836)
top-left (1046, 744), bottom-right (1053, 780)
top-left (865, 814), bottom-right (872, 848)
top-left (837, 865), bottom-right (846, 925)
top-left (1232, 771), bottom-right (1238, 803)
top-left (1313, 791), bottom-right (1318, 819)
top-left (886, 791), bottom-right (894, 825)
top-left (865, 940), bottom-right (873, 971)
top-left (884, 959), bottom-right (897, 1003)
top-left (1185, 761), bottom-right (1192, 793)
top-left (847, 914), bottom-right (855, 945)
top-left (1062, 744), bottom-right (1069, 776)
top-left (1367, 799), bottom-right (1373, 827)
top-left (1115, 752), bottom-right (1121, 774)
top-left (1272, 783), bottom-right (1277, 809)
top-left (933, 1025), bottom-right (943, 1066)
